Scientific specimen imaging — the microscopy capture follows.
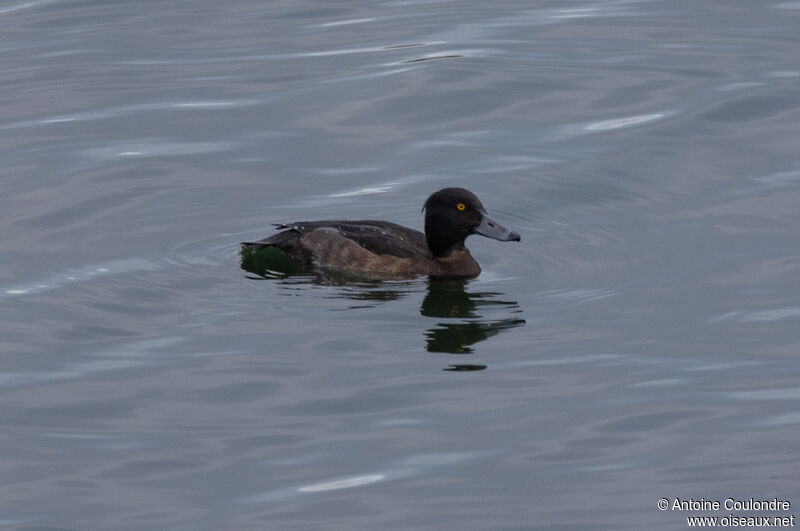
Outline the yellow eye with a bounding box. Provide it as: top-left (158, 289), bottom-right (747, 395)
top-left (456, 203), bottom-right (466, 211)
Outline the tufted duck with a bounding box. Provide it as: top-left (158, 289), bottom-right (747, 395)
top-left (241, 187), bottom-right (520, 279)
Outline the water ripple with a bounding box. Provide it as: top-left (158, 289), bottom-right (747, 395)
top-left (773, 1), bottom-right (800, 9)
top-left (0, 0), bottom-right (56, 15)
top-left (731, 388), bottom-right (800, 400)
top-left (0, 99), bottom-right (263, 131)
top-left (319, 18), bottom-right (376, 27)
top-left (584, 112), bottom-right (670, 131)
top-left (541, 288), bottom-right (618, 303)
top-left (0, 337), bottom-right (181, 389)
top-left (329, 184), bottom-right (398, 197)
top-left (712, 307), bottom-right (800, 323)
top-left (1, 259), bottom-right (159, 299)
top-left (555, 111), bottom-right (676, 140)
top-left (84, 140), bottom-right (236, 159)
top-left (298, 474), bottom-right (385, 492)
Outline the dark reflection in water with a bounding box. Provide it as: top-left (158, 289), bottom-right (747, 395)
top-left (443, 364), bottom-right (488, 372)
top-left (241, 248), bottom-right (525, 362)
top-left (421, 279), bottom-right (525, 355)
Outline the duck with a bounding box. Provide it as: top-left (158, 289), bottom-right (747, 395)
top-left (241, 187), bottom-right (520, 279)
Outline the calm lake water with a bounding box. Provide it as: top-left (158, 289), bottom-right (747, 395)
top-left (2, 0), bottom-right (799, 529)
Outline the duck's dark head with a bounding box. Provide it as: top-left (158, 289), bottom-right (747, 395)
top-left (422, 187), bottom-right (520, 258)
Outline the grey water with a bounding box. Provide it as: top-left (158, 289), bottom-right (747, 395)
top-left (2, 0), bottom-right (799, 529)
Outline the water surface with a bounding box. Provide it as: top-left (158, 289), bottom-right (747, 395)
top-left (1, 1), bottom-right (799, 529)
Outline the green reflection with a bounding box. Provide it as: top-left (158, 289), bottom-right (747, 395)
top-left (240, 245), bottom-right (305, 279)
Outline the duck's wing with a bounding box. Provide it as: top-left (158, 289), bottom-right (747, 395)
top-left (242, 220), bottom-right (430, 261)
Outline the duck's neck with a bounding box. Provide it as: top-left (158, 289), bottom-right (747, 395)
top-left (425, 221), bottom-right (466, 258)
